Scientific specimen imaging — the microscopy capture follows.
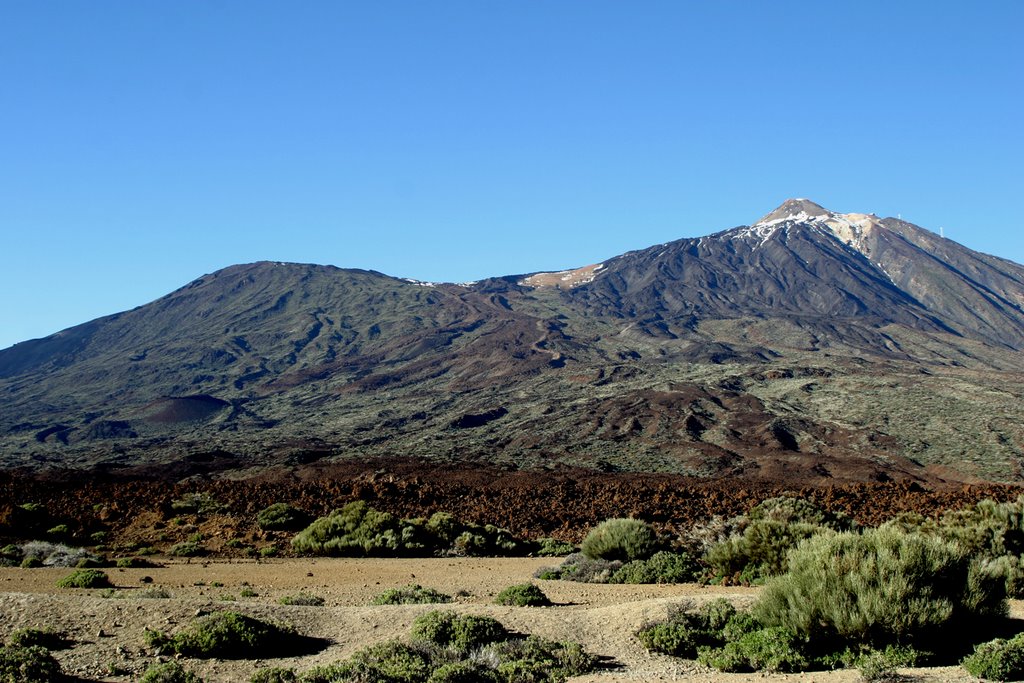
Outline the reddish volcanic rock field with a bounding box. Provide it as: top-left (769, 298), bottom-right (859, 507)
top-left (1, 459), bottom-right (1021, 551)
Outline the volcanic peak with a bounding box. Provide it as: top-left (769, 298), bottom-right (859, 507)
top-left (738, 198), bottom-right (886, 257)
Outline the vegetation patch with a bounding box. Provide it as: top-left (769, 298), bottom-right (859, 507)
top-left (580, 518), bottom-right (658, 563)
top-left (56, 568), bottom-right (112, 588)
top-left (297, 610), bottom-right (594, 682)
top-left (139, 660), bottom-right (204, 682)
top-left (609, 551), bottom-right (700, 584)
top-left (962, 633), bottom-right (1024, 681)
top-left (371, 584), bottom-right (453, 605)
top-left (8, 627), bottom-right (70, 650)
top-left (144, 611), bottom-right (319, 659)
top-left (291, 503), bottom-right (529, 557)
top-left (257, 503), bottom-right (311, 531)
top-left (495, 583), bottom-right (551, 607)
top-left (0, 645), bottom-right (63, 683)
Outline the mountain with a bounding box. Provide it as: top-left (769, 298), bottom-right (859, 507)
top-left (2, 200), bottom-right (1023, 484)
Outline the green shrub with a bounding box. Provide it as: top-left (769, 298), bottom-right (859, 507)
top-left (251, 667), bottom-right (298, 683)
top-left (139, 660), bottom-right (204, 682)
top-left (20, 556), bottom-right (42, 568)
top-left (636, 599), bottom-right (737, 658)
top-left (411, 610), bottom-right (507, 654)
top-left (495, 583), bottom-right (550, 607)
top-left (170, 492), bottom-right (223, 515)
top-left (698, 626), bottom-right (807, 673)
top-left (144, 611), bottom-right (301, 659)
top-left (298, 612), bottom-right (594, 683)
top-left (534, 537), bottom-right (576, 557)
top-left (257, 503), bottom-right (311, 531)
top-left (56, 568), bottom-right (111, 588)
top-left (705, 518), bottom-right (823, 582)
top-left (279, 592), bottom-right (325, 606)
top-left (116, 556), bottom-right (160, 568)
top-left (754, 527), bottom-right (1006, 652)
top-left (345, 640), bottom-right (431, 682)
top-left (609, 550), bottom-right (700, 584)
top-left (962, 633), bottom-right (1024, 681)
top-left (46, 524), bottom-right (71, 539)
top-left (541, 552), bottom-right (622, 583)
top-left (855, 645), bottom-right (924, 681)
top-left (426, 660), bottom-right (499, 683)
top-left (291, 501), bottom-right (405, 556)
top-left (580, 518), bottom-right (658, 562)
top-left (8, 627), bottom-right (69, 650)
top-left (371, 584), bottom-right (452, 605)
top-left (169, 541), bottom-right (205, 557)
top-left (292, 501), bottom-right (527, 558)
top-left (138, 587), bottom-right (173, 599)
top-left (0, 645), bottom-right (62, 683)
top-left (748, 496), bottom-right (855, 531)
top-left (488, 636), bottom-right (596, 681)
top-left (240, 587), bottom-right (258, 598)
top-left (259, 545), bottom-right (279, 558)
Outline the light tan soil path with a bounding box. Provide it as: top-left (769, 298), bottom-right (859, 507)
top-left (0, 557), bottom-right (1001, 682)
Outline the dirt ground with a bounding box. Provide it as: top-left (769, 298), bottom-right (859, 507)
top-left (0, 557), bottom-right (1002, 682)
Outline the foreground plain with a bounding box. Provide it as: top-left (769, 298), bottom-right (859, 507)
top-left (0, 557), bottom-right (1007, 682)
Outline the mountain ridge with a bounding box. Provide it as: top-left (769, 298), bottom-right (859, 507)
top-left (3, 200), bottom-right (1023, 484)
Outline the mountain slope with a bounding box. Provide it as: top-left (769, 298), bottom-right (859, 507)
top-left (2, 200), bottom-right (1023, 483)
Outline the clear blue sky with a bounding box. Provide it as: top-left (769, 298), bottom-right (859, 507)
top-left (2, 2), bottom-right (1021, 350)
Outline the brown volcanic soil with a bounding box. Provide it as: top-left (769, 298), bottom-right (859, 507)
top-left (1, 459), bottom-right (1022, 556)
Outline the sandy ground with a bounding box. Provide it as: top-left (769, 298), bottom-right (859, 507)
top-left (0, 557), bottom-right (997, 682)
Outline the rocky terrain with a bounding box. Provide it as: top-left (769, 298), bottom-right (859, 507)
top-left (1, 199), bottom-right (1022, 484)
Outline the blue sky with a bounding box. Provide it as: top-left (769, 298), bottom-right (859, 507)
top-left (2, 2), bottom-right (1021, 350)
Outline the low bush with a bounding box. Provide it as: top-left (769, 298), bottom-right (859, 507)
top-left (257, 503), bottom-right (311, 531)
top-left (169, 492), bottom-right (223, 515)
top-left (637, 599), bottom-right (737, 657)
top-left (538, 552), bottom-right (622, 583)
top-left (748, 496), bottom-right (856, 531)
top-left (754, 527), bottom-right (1006, 653)
top-left (495, 583), bottom-right (550, 607)
top-left (345, 640), bottom-right (432, 682)
top-left (56, 568), bottom-right (111, 588)
top-left (697, 626), bottom-right (807, 673)
top-left (0, 645), bottom-right (62, 682)
top-left (18, 541), bottom-right (103, 568)
top-left (139, 660), bottom-right (204, 682)
top-left (371, 584), bottom-right (452, 605)
top-left (609, 550), bottom-right (701, 584)
top-left (855, 645), bottom-right (924, 681)
top-left (279, 592), bottom-right (325, 606)
top-left (534, 537), bottom-right (576, 557)
top-left (580, 518), bottom-right (658, 562)
top-left (8, 627), bottom-right (69, 650)
top-left (704, 518), bottom-right (823, 583)
top-left (144, 611), bottom-right (304, 659)
top-left (116, 556), bottom-right (161, 568)
top-left (292, 612), bottom-right (593, 682)
top-left (291, 502), bottom-right (528, 557)
top-left (169, 541), bottom-right (205, 557)
top-left (411, 610), bottom-right (507, 654)
top-left (487, 636), bottom-right (596, 681)
top-left (426, 660), bottom-right (499, 682)
top-left (250, 667), bottom-right (298, 683)
top-left (962, 633), bottom-right (1024, 681)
